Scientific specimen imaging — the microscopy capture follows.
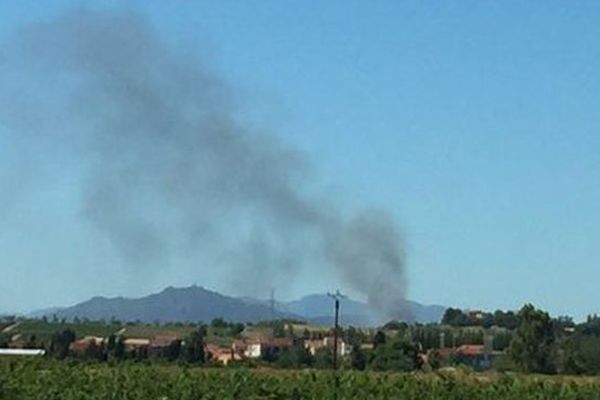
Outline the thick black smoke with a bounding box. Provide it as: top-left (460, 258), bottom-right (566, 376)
top-left (0, 10), bottom-right (408, 320)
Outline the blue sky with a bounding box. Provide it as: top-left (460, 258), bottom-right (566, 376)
top-left (1, 1), bottom-right (599, 320)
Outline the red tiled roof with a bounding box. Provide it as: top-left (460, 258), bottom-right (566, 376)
top-left (205, 344), bottom-right (232, 356)
top-left (456, 345), bottom-right (485, 356)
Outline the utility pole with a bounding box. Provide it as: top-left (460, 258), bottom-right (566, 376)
top-left (327, 290), bottom-right (346, 370)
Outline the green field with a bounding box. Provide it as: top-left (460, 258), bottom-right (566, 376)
top-left (14, 320), bottom-right (122, 342)
top-left (4, 320), bottom-right (244, 347)
top-left (2, 359), bottom-right (600, 400)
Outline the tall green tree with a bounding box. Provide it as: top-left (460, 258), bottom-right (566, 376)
top-left (369, 337), bottom-right (420, 372)
top-left (373, 331), bottom-right (386, 349)
top-left (313, 347), bottom-right (334, 369)
top-left (49, 329), bottom-right (76, 359)
top-left (561, 317), bottom-right (600, 375)
top-left (350, 344), bottom-right (367, 370)
top-left (272, 321), bottom-right (286, 338)
top-left (183, 329), bottom-right (205, 364)
top-left (509, 304), bottom-right (556, 373)
top-left (166, 339), bottom-right (182, 362)
top-left (114, 336), bottom-right (126, 360)
top-left (345, 326), bottom-right (365, 347)
top-left (276, 343), bottom-right (313, 369)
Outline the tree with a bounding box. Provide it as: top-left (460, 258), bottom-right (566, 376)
top-left (106, 335), bottom-right (116, 354)
top-left (581, 315), bottom-right (600, 336)
top-left (301, 328), bottom-right (311, 340)
top-left (442, 308), bottom-right (468, 326)
top-left (369, 337), bottom-right (420, 372)
top-left (49, 329), bottom-right (76, 359)
top-left (276, 343), bottom-right (313, 369)
top-left (350, 344), bottom-right (367, 370)
top-left (373, 331), bottom-right (386, 350)
top-left (313, 347), bottom-right (333, 369)
top-left (562, 334), bottom-right (600, 375)
top-left (0, 335), bottom-right (9, 348)
top-left (183, 329), bottom-right (205, 364)
top-left (113, 337), bottom-right (126, 360)
top-left (84, 340), bottom-right (105, 361)
top-left (428, 349), bottom-right (442, 369)
top-left (24, 334), bottom-right (37, 349)
top-left (272, 321), bottom-right (286, 338)
top-left (229, 323), bottom-right (245, 336)
top-left (493, 310), bottom-right (518, 329)
top-left (166, 339), bottom-right (182, 361)
top-left (105, 334), bottom-right (127, 361)
top-left (382, 321), bottom-right (408, 331)
top-left (493, 331), bottom-right (513, 351)
top-left (211, 318), bottom-right (228, 329)
top-left (509, 304), bottom-right (556, 373)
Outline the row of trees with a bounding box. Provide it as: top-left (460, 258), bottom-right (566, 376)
top-left (442, 308), bottom-right (520, 329)
top-left (381, 321), bottom-right (513, 352)
top-left (509, 306), bottom-right (600, 375)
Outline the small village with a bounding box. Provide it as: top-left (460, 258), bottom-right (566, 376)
top-left (1, 314), bottom-right (503, 372)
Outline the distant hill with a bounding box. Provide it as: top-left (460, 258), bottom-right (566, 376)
top-left (406, 300), bottom-right (447, 324)
top-left (30, 286), bottom-right (446, 326)
top-left (279, 294), bottom-right (445, 325)
top-left (28, 307), bottom-right (64, 319)
top-left (282, 294), bottom-right (369, 317)
top-left (37, 286), bottom-right (294, 324)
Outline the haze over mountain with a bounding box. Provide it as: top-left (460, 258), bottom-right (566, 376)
top-left (281, 294), bottom-right (446, 325)
top-left (30, 286), bottom-right (445, 326)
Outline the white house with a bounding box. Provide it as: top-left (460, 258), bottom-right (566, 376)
top-left (0, 348), bottom-right (46, 356)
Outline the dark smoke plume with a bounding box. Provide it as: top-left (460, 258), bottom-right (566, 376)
top-left (0, 10), bottom-right (408, 320)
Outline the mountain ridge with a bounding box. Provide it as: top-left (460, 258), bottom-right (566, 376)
top-left (29, 286), bottom-right (446, 326)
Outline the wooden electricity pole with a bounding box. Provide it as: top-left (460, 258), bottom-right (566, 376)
top-left (327, 290), bottom-right (346, 370)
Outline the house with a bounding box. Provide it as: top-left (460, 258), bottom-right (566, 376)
top-left (260, 338), bottom-right (294, 359)
top-left (148, 334), bottom-right (179, 357)
top-left (69, 336), bottom-right (106, 353)
top-left (0, 349), bottom-right (46, 356)
top-left (360, 343), bottom-right (374, 352)
top-left (232, 338), bottom-right (293, 359)
top-left (422, 347), bottom-right (454, 367)
top-left (304, 339), bottom-right (323, 355)
top-left (205, 344), bottom-right (241, 365)
top-left (123, 338), bottom-right (150, 351)
top-left (453, 344), bottom-right (492, 370)
top-left (466, 310), bottom-right (485, 321)
top-left (304, 337), bottom-right (350, 357)
top-left (8, 334), bottom-right (26, 349)
top-left (121, 338), bottom-right (150, 358)
top-left (233, 339), bottom-right (261, 358)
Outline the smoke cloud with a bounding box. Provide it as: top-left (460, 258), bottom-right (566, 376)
top-left (0, 10), bottom-right (408, 321)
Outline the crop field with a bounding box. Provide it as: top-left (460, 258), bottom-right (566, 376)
top-left (2, 360), bottom-right (600, 400)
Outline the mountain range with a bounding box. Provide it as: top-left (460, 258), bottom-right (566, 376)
top-left (30, 286), bottom-right (446, 326)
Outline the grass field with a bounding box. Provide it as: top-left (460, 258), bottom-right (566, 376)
top-left (15, 320), bottom-right (122, 341)
top-left (5, 320), bottom-right (242, 347)
top-left (2, 359), bottom-right (600, 399)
